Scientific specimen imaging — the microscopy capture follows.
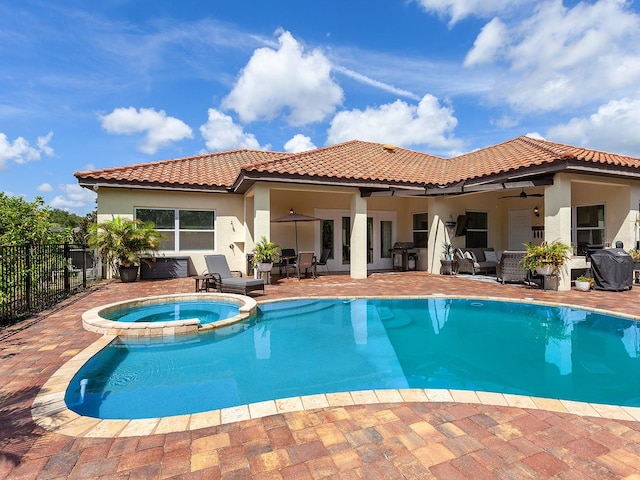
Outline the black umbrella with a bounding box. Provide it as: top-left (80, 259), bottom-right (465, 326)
top-left (271, 210), bottom-right (324, 253)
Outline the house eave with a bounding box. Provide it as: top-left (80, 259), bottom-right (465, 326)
top-left (77, 180), bottom-right (230, 194)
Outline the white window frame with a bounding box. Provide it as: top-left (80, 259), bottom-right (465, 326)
top-left (572, 203), bottom-right (606, 256)
top-left (135, 208), bottom-right (216, 252)
top-left (412, 212), bottom-right (428, 248)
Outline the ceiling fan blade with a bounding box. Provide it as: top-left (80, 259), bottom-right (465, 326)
top-left (528, 193), bottom-right (544, 197)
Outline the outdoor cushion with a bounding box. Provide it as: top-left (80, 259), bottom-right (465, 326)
top-left (484, 250), bottom-right (498, 263)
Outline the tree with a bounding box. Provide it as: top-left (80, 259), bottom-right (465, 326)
top-left (0, 194), bottom-right (67, 245)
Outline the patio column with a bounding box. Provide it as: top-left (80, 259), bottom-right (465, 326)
top-left (253, 184), bottom-right (271, 248)
top-left (427, 198), bottom-right (449, 274)
top-left (350, 192), bottom-right (368, 279)
top-left (544, 173), bottom-right (572, 291)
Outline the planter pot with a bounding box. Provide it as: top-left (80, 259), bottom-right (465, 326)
top-left (118, 265), bottom-right (139, 283)
top-left (257, 262), bottom-right (274, 273)
top-left (536, 265), bottom-right (554, 276)
top-left (575, 280), bottom-right (591, 291)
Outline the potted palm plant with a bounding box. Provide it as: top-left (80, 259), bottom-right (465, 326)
top-left (252, 236), bottom-right (281, 273)
top-left (441, 241), bottom-right (455, 260)
top-left (520, 240), bottom-right (572, 275)
top-left (89, 216), bottom-right (164, 282)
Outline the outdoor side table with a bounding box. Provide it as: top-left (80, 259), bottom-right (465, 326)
top-left (440, 259), bottom-right (457, 275)
top-left (194, 275), bottom-right (211, 292)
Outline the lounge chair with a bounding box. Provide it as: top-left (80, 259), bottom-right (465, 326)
top-left (295, 252), bottom-right (317, 279)
top-left (204, 254), bottom-right (265, 295)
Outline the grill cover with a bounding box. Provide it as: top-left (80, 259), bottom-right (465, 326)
top-left (590, 248), bottom-right (634, 291)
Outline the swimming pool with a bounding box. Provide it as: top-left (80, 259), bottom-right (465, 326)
top-left (65, 297), bottom-right (640, 419)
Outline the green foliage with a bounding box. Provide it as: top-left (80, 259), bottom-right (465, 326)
top-left (252, 236), bottom-right (281, 265)
top-left (520, 240), bottom-right (572, 272)
top-left (628, 248), bottom-right (640, 261)
top-left (89, 216), bottom-right (164, 269)
top-left (0, 194), bottom-right (59, 244)
top-left (576, 275), bottom-right (594, 288)
top-left (441, 241), bottom-right (455, 257)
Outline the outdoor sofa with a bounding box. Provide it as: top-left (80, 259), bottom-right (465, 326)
top-left (455, 247), bottom-right (499, 275)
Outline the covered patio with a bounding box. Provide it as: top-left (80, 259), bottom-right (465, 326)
top-left (2, 273), bottom-right (640, 478)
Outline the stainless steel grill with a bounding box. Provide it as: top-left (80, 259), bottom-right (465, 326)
top-left (391, 242), bottom-right (418, 271)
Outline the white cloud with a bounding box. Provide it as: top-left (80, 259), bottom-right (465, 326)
top-left (470, 0), bottom-right (640, 114)
top-left (284, 134), bottom-right (316, 153)
top-left (0, 131), bottom-right (54, 170)
top-left (37, 183), bottom-right (54, 192)
top-left (222, 30), bottom-right (344, 126)
top-left (414, 0), bottom-right (529, 25)
top-left (199, 108), bottom-right (267, 151)
top-left (50, 184), bottom-right (97, 211)
top-left (547, 95), bottom-right (640, 156)
top-left (464, 18), bottom-right (507, 66)
top-left (327, 94), bottom-right (463, 152)
top-left (100, 107), bottom-right (193, 154)
top-left (524, 132), bottom-right (545, 141)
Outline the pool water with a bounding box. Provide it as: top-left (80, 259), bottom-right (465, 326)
top-left (66, 298), bottom-right (640, 419)
top-left (103, 300), bottom-right (240, 325)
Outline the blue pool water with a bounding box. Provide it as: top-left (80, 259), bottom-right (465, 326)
top-left (103, 300), bottom-right (240, 325)
top-left (66, 298), bottom-right (640, 419)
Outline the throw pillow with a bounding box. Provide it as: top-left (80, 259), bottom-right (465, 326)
top-left (484, 250), bottom-right (498, 263)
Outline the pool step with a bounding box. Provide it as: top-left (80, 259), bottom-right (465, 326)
top-left (259, 300), bottom-right (335, 320)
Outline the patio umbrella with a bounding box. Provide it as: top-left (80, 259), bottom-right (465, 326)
top-left (271, 210), bottom-right (324, 253)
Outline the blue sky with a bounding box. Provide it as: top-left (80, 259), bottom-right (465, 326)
top-left (2, 0), bottom-right (640, 216)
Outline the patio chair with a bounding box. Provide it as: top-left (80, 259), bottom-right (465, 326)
top-left (204, 254), bottom-right (265, 295)
top-left (296, 252), bottom-right (317, 279)
top-left (496, 251), bottom-right (528, 284)
top-left (316, 249), bottom-right (331, 275)
top-left (276, 248), bottom-right (296, 277)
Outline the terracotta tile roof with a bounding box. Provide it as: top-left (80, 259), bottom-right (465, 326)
top-left (75, 136), bottom-right (640, 192)
top-left (446, 136), bottom-right (640, 184)
top-left (74, 150), bottom-right (289, 189)
top-left (242, 140), bottom-right (447, 186)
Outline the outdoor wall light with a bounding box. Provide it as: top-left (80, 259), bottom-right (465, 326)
top-left (533, 206), bottom-right (540, 217)
top-left (289, 208), bottom-right (295, 215)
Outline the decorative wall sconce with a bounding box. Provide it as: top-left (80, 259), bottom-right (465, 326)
top-left (533, 206), bottom-right (540, 217)
top-left (289, 208), bottom-right (295, 215)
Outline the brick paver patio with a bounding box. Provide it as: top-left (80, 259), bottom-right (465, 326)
top-left (2, 272), bottom-right (640, 479)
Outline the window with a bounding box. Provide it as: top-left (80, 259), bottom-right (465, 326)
top-left (412, 212), bottom-right (428, 248)
top-left (573, 204), bottom-right (605, 255)
top-left (380, 221), bottom-right (392, 258)
top-left (465, 211), bottom-right (488, 248)
top-left (321, 220), bottom-right (334, 259)
top-left (136, 208), bottom-right (215, 251)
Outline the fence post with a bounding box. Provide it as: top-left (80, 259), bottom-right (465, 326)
top-left (64, 243), bottom-right (71, 294)
top-left (24, 243), bottom-right (32, 311)
top-left (81, 245), bottom-right (87, 289)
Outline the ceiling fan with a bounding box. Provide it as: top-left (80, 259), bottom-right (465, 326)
top-left (499, 188), bottom-right (544, 199)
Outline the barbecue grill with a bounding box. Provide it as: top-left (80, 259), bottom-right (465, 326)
top-left (391, 242), bottom-right (418, 271)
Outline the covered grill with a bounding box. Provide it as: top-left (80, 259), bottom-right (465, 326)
top-left (391, 242), bottom-right (418, 271)
top-left (590, 248), bottom-right (634, 291)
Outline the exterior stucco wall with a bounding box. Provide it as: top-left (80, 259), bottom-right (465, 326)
top-left (96, 187), bottom-right (246, 275)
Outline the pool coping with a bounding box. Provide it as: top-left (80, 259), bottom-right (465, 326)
top-left (32, 294), bottom-right (640, 439)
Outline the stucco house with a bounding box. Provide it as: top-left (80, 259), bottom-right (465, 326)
top-left (75, 135), bottom-right (640, 291)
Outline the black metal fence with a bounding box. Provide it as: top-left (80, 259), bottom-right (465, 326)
top-left (0, 243), bottom-right (100, 327)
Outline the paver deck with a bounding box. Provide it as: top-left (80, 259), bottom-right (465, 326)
top-left (2, 271), bottom-right (640, 479)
